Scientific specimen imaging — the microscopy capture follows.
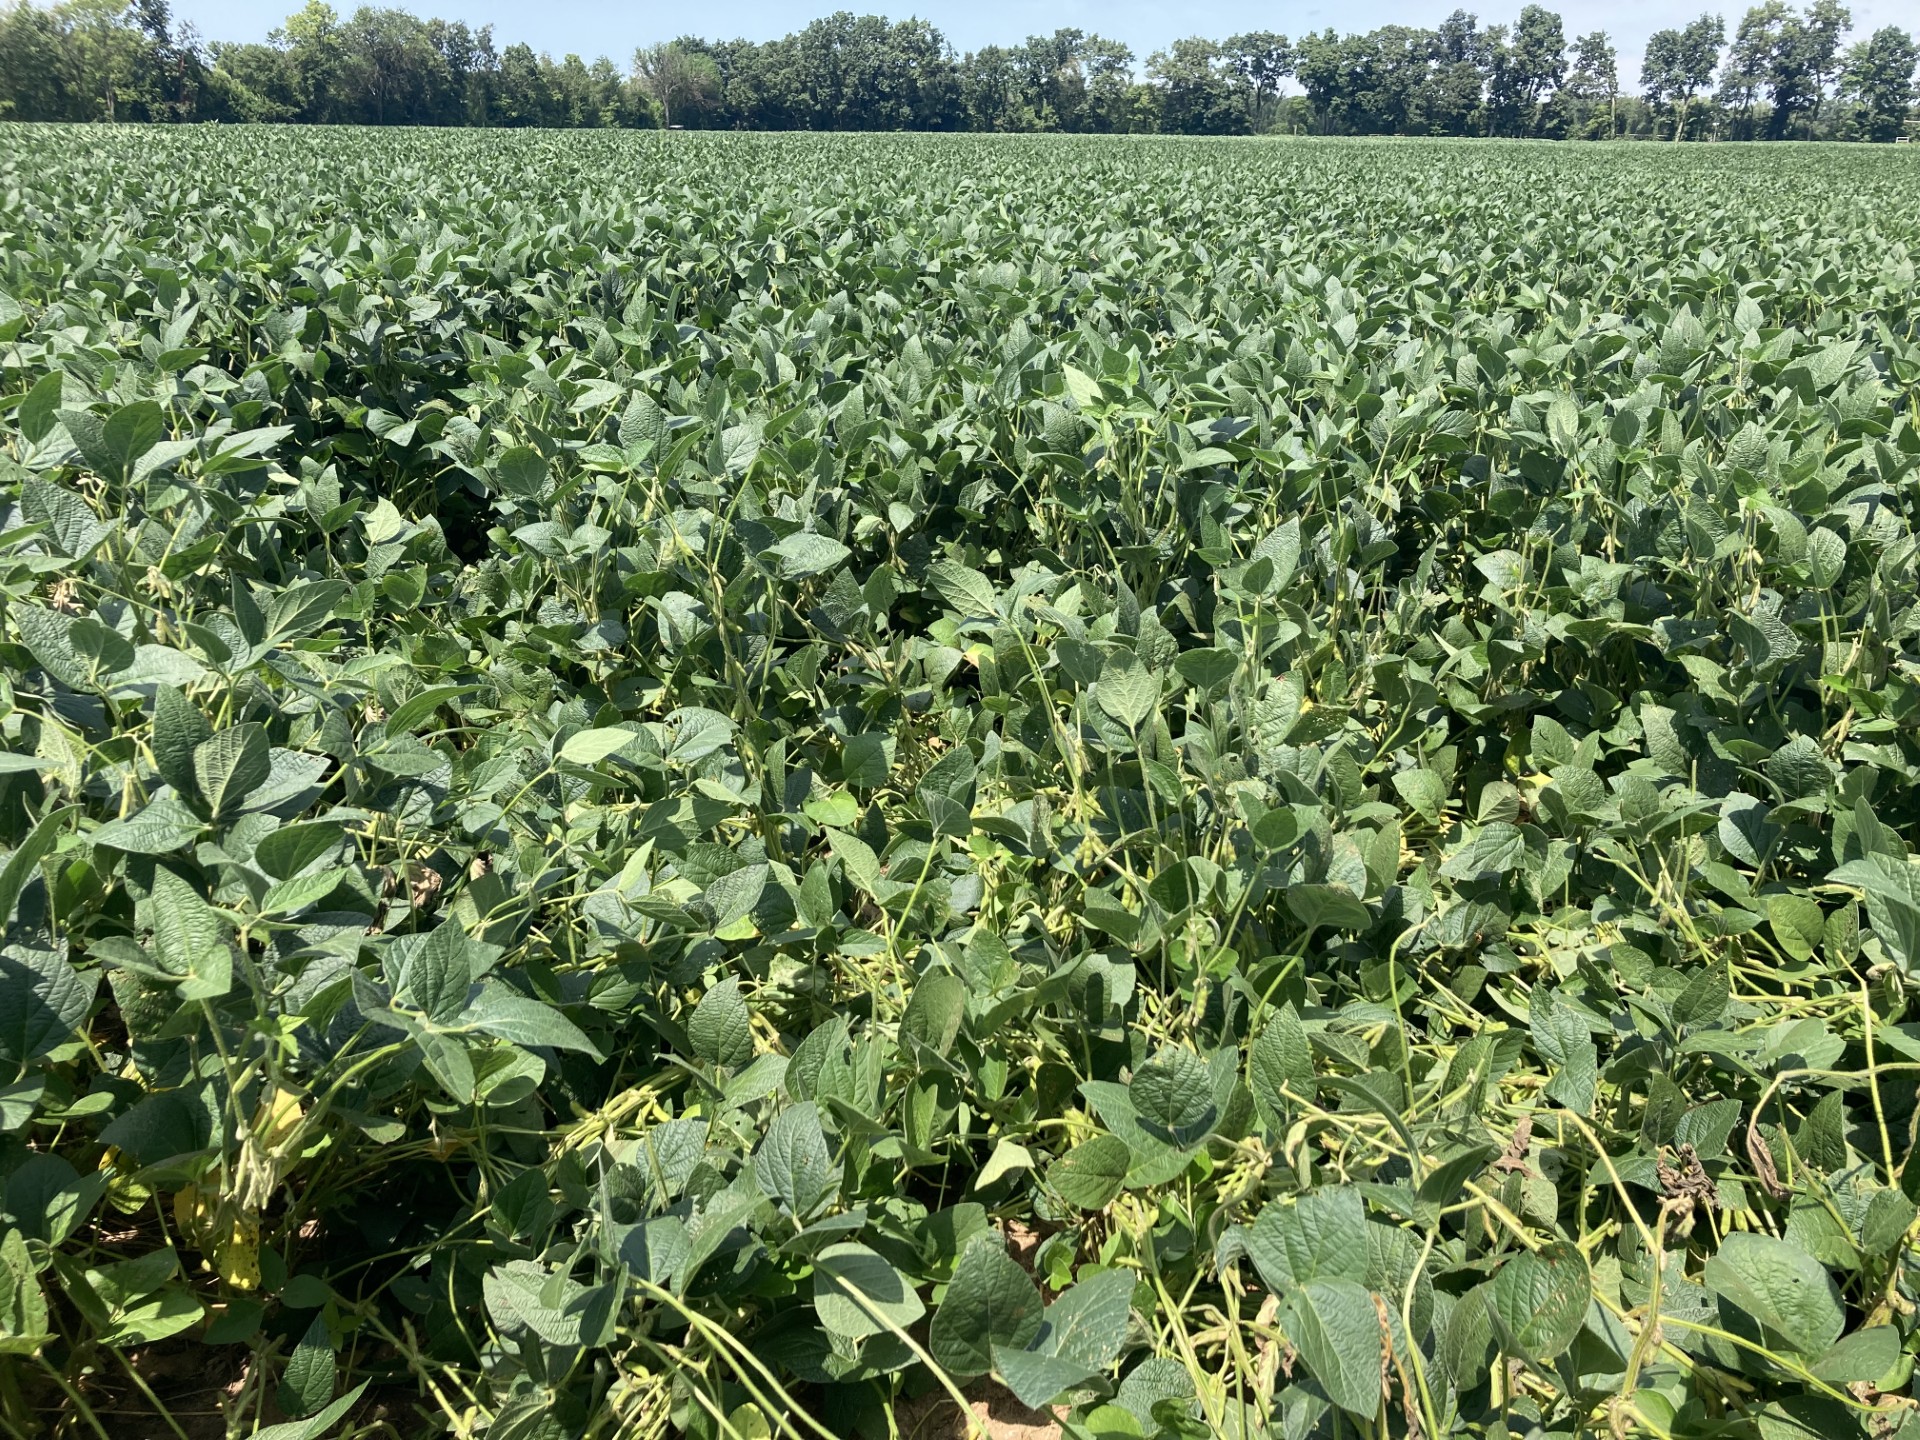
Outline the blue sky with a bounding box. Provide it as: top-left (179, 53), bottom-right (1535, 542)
top-left (171, 0), bottom-right (1909, 80)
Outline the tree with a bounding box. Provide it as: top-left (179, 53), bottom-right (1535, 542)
top-left (274, 0), bottom-right (347, 122)
top-left (632, 39), bottom-right (712, 127)
top-left (724, 36), bottom-right (809, 129)
top-left (1222, 31), bottom-right (1292, 132)
top-left (1504, 4), bottom-right (1567, 135)
top-left (1349, 26), bottom-right (1432, 135)
top-left (205, 41), bottom-right (298, 120)
top-left (1293, 28), bottom-right (1348, 134)
top-left (1719, 2), bottom-right (1786, 138)
top-left (1017, 28), bottom-right (1083, 130)
top-left (1801, 0), bottom-right (1851, 128)
top-left (494, 41), bottom-right (552, 124)
top-left (588, 55), bottom-right (641, 127)
top-left (550, 53), bottom-right (593, 127)
top-left (857, 16), bottom-right (957, 130)
top-left (129, 0), bottom-right (204, 120)
top-left (339, 7), bottom-right (438, 125)
top-left (1754, 1), bottom-right (1850, 138)
top-left (1842, 25), bottom-right (1917, 139)
top-left (957, 45), bottom-right (1032, 131)
top-left (1568, 30), bottom-right (1618, 136)
top-left (0, 0), bottom-right (1879, 140)
top-left (1079, 36), bottom-right (1137, 133)
top-left (1148, 37), bottom-right (1245, 135)
top-left (62, 0), bottom-right (148, 120)
top-left (0, 2), bottom-right (78, 119)
top-left (1642, 12), bottom-right (1726, 139)
top-left (1423, 10), bottom-right (1490, 137)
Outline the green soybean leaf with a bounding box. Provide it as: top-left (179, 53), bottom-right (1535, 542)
top-left (0, 805), bottom-right (73, 926)
top-left (1047, 1135), bottom-right (1132, 1210)
top-left (813, 1243), bottom-right (923, 1341)
top-left (1248, 1003), bottom-right (1314, 1124)
top-left (150, 687), bottom-right (210, 796)
top-left (90, 793), bottom-right (203, 854)
top-left (405, 922), bottom-right (473, 1024)
top-left (277, 1314), bottom-right (336, 1419)
top-left (1285, 1279), bottom-right (1384, 1419)
top-left (0, 951), bottom-right (98, 1066)
top-left (688, 977), bottom-right (753, 1069)
top-left (930, 1234), bottom-right (1043, 1376)
top-left (993, 1346), bottom-right (1100, 1409)
top-left (253, 822), bottom-right (346, 882)
top-left (1238, 1186), bottom-right (1370, 1291)
top-left (900, 971), bottom-right (966, 1058)
top-left (482, 1261), bottom-right (588, 1345)
top-left (1766, 894), bottom-right (1825, 963)
top-left (1490, 1241), bottom-right (1590, 1364)
top-left (1039, 1267), bottom-right (1134, 1370)
top-left (193, 725), bottom-right (271, 819)
top-left (925, 560), bottom-right (999, 618)
top-left (1128, 1046), bottom-right (1215, 1146)
top-left (558, 727), bottom-right (639, 767)
top-left (459, 985), bottom-right (602, 1058)
top-left (767, 531), bottom-right (851, 579)
top-left (1392, 769), bottom-right (1448, 824)
top-left (149, 871), bottom-right (231, 1001)
top-left (1810, 1326), bottom-right (1901, 1385)
top-left (1704, 1234), bottom-right (1844, 1358)
top-left (492, 446), bottom-right (548, 498)
top-left (1096, 665), bottom-right (1159, 729)
top-left (1284, 883), bottom-right (1371, 935)
top-left (102, 402), bottom-right (166, 483)
top-left (754, 1102), bottom-right (836, 1219)
top-left (0, 1228), bottom-right (52, 1355)
top-left (241, 1382), bottom-right (371, 1440)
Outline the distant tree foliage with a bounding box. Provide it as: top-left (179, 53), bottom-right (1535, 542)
top-left (0, 0), bottom-right (1914, 139)
top-left (1642, 13), bottom-right (1730, 139)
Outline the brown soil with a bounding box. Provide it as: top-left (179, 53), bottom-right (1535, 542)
top-left (895, 1380), bottom-right (1067, 1440)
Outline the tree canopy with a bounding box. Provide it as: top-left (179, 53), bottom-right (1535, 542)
top-left (0, 0), bottom-right (1913, 140)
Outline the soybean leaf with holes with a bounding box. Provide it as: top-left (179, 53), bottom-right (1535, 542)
top-left (993, 1347), bottom-right (1101, 1410)
top-left (1037, 1267), bottom-right (1134, 1370)
top-left (755, 1102), bottom-right (836, 1219)
top-left (1489, 1242), bottom-right (1589, 1365)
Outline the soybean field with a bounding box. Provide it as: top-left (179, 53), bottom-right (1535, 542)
top-left (3, 126), bottom-right (1920, 1440)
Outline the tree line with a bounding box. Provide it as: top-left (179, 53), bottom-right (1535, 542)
top-left (1, 0), bottom-right (1914, 140)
